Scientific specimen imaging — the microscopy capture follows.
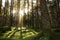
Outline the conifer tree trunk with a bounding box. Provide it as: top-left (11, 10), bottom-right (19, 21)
top-left (40, 0), bottom-right (51, 30)
top-left (40, 0), bottom-right (51, 40)
top-left (9, 0), bottom-right (14, 30)
top-left (0, 0), bottom-right (2, 26)
top-left (0, 0), bottom-right (2, 14)
top-left (4, 0), bottom-right (9, 26)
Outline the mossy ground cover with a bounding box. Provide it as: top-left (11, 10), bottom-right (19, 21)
top-left (0, 27), bottom-right (40, 40)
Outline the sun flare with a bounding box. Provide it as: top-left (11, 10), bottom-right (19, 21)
top-left (2, 0), bottom-right (37, 23)
top-left (2, 0), bottom-right (5, 7)
top-left (19, 9), bottom-right (24, 17)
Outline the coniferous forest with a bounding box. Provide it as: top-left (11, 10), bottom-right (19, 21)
top-left (0, 0), bottom-right (60, 40)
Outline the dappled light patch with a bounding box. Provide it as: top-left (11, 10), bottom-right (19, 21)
top-left (12, 31), bottom-right (20, 39)
top-left (7, 30), bottom-right (16, 38)
top-left (23, 31), bottom-right (39, 39)
top-left (3, 31), bottom-right (12, 38)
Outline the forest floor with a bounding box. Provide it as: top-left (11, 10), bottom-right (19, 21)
top-left (0, 27), bottom-right (60, 40)
top-left (0, 27), bottom-right (41, 40)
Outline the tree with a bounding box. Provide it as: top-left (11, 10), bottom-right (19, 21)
top-left (0, 0), bottom-right (2, 14)
top-left (40, 0), bottom-right (51, 40)
top-left (9, 0), bottom-right (14, 30)
top-left (40, 0), bottom-right (51, 30)
top-left (3, 0), bottom-right (9, 26)
top-left (0, 0), bottom-right (2, 26)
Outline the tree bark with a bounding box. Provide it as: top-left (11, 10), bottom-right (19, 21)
top-left (40, 0), bottom-right (51, 30)
top-left (9, 0), bottom-right (14, 30)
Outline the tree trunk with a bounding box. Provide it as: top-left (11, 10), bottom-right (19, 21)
top-left (0, 0), bottom-right (2, 14)
top-left (40, 0), bottom-right (51, 40)
top-left (0, 0), bottom-right (2, 26)
top-left (9, 0), bottom-right (14, 30)
top-left (40, 0), bottom-right (51, 30)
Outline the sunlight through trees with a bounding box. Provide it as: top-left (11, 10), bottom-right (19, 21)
top-left (0, 0), bottom-right (60, 40)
